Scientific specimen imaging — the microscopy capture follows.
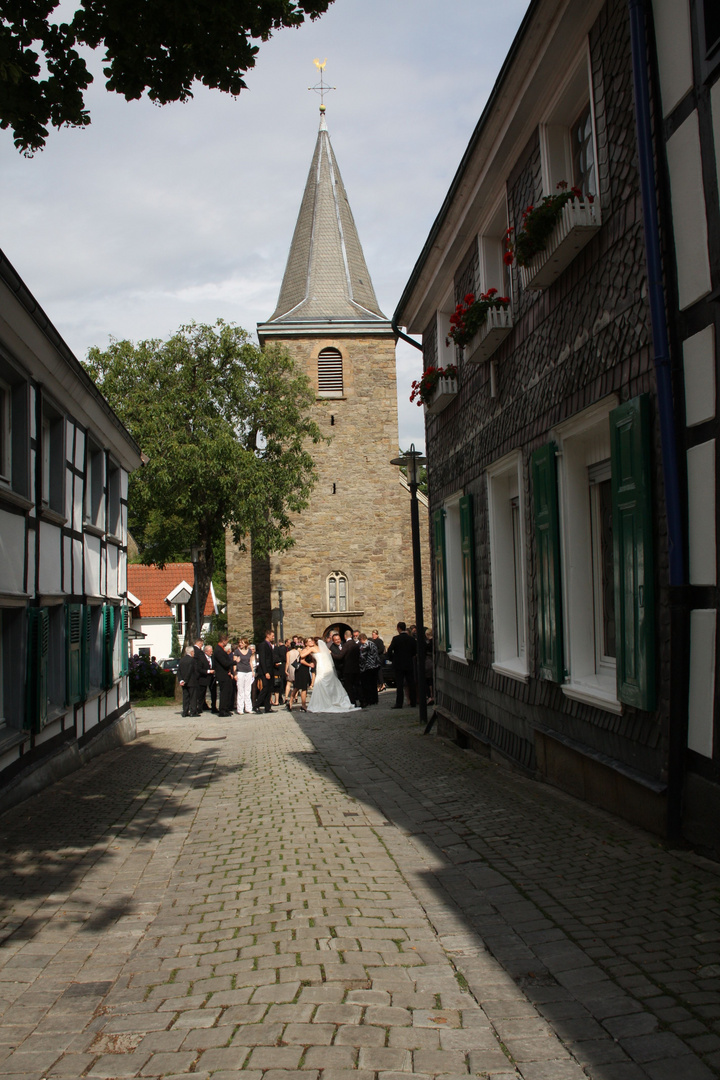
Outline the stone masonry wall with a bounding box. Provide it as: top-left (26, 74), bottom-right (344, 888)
top-left (226, 332), bottom-right (429, 643)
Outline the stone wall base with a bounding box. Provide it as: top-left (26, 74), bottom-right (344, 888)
top-left (0, 709), bottom-right (137, 816)
top-left (436, 707), bottom-right (667, 837)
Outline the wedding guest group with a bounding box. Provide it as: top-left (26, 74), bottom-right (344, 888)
top-left (178, 619), bottom-right (427, 718)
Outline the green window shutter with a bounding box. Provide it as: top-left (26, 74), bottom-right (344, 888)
top-left (65, 603), bottom-right (83, 705)
top-left (120, 605), bottom-right (129, 677)
top-left (532, 443), bottom-right (563, 682)
top-left (433, 509), bottom-right (449, 652)
top-left (26, 608), bottom-right (49, 731)
top-left (102, 604), bottom-right (115, 689)
top-left (81, 604), bottom-right (91, 698)
top-left (610, 395), bottom-right (655, 711)
top-left (459, 495), bottom-right (477, 660)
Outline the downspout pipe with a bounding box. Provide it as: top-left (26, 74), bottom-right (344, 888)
top-left (628, 0), bottom-right (685, 588)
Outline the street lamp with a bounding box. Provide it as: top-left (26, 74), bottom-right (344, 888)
top-left (390, 444), bottom-right (428, 725)
top-left (278, 588), bottom-right (285, 642)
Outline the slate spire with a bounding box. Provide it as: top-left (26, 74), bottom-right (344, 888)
top-left (262, 106), bottom-right (388, 330)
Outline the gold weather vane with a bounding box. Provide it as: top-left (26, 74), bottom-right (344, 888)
top-left (308, 58), bottom-right (336, 111)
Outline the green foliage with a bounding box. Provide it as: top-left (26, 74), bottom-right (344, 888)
top-left (170, 619), bottom-right (181, 658)
top-left (85, 320), bottom-right (324, 644)
top-left (512, 183), bottom-right (589, 266)
top-left (1, 0), bottom-right (334, 154)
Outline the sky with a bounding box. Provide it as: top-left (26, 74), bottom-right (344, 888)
top-left (0, 0), bottom-right (529, 452)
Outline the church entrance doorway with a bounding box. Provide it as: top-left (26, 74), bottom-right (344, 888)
top-left (322, 621), bottom-right (354, 639)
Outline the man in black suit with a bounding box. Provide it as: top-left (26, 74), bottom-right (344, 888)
top-left (254, 631), bottom-right (275, 713)
top-left (387, 622), bottom-right (417, 708)
top-left (340, 635), bottom-right (362, 707)
top-left (329, 632), bottom-right (345, 678)
top-left (213, 636), bottom-right (234, 716)
top-left (178, 646), bottom-right (200, 716)
top-left (204, 644), bottom-right (217, 712)
top-left (193, 638), bottom-right (210, 714)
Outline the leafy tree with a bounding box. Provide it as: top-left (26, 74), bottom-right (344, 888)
top-left (1, 0), bottom-right (334, 154)
top-left (85, 320), bottom-right (324, 645)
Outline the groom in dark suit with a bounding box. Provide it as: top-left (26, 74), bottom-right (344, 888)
top-left (339, 635), bottom-right (362, 708)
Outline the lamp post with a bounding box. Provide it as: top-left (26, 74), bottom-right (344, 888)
top-left (391, 444), bottom-right (427, 725)
top-left (278, 588), bottom-right (285, 642)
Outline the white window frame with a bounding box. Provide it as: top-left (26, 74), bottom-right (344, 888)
top-left (487, 450), bottom-right (528, 681)
top-left (554, 396), bottom-right (621, 713)
top-left (107, 458), bottom-right (121, 538)
top-left (477, 194), bottom-right (513, 299)
top-left (436, 285), bottom-right (457, 369)
top-left (443, 493), bottom-right (468, 665)
top-left (539, 44), bottom-right (598, 199)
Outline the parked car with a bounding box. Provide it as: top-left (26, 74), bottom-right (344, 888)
top-left (159, 658), bottom-right (179, 674)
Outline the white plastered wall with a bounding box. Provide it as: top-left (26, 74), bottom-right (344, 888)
top-left (666, 111), bottom-right (712, 310)
top-left (687, 609), bottom-right (716, 758)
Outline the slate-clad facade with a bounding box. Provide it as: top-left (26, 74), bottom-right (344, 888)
top-left (395, 0), bottom-right (718, 846)
top-left (0, 249), bottom-right (142, 806)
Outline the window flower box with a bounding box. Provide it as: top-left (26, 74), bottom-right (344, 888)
top-left (518, 197), bottom-right (601, 291)
top-left (424, 376), bottom-right (458, 415)
top-left (465, 304), bottom-right (514, 364)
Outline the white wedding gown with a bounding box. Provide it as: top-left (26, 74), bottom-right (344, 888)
top-left (308, 640), bottom-right (357, 713)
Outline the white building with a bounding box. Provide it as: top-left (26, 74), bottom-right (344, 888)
top-left (0, 248), bottom-right (142, 808)
top-left (127, 563), bottom-right (217, 658)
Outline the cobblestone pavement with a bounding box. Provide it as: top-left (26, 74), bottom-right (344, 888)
top-left (0, 701), bottom-right (717, 1080)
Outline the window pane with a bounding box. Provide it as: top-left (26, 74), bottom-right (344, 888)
top-left (598, 478), bottom-right (615, 659)
top-left (328, 577), bottom-right (337, 612)
top-left (572, 104), bottom-right (596, 198)
top-left (511, 498), bottom-right (525, 658)
top-left (0, 384), bottom-right (9, 481)
top-left (338, 577), bottom-right (347, 612)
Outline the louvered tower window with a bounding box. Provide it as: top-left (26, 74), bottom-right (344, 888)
top-left (318, 348), bottom-right (343, 398)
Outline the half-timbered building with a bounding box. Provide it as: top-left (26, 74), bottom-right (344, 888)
top-left (0, 249), bottom-right (142, 808)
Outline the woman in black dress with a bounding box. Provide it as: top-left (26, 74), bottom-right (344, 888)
top-left (292, 637), bottom-right (314, 712)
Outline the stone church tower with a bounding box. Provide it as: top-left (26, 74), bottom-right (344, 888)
top-left (226, 106), bottom-right (426, 642)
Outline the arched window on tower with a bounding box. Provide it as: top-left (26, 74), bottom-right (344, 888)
top-left (318, 347), bottom-right (343, 398)
top-left (327, 572), bottom-right (348, 613)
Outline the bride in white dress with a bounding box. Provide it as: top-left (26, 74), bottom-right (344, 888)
top-left (304, 638), bottom-right (357, 714)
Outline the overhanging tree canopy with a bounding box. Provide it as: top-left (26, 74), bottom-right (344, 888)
top-left (1, 0), bottom-right (334, 153)
top-left (85, 320), bottom-right (324, 642)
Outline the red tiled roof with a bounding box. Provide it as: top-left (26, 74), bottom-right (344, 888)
top-left (127, 563), bottom-right (215, 618)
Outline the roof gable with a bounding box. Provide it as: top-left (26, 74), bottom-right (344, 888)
top-left (127, 563), bottom-right (216, 619)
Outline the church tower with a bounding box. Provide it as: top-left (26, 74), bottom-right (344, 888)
top-left (226, 101), bottom-right (422, 642)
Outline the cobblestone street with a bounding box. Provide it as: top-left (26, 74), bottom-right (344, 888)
top-left (0, 701), bottom-right (718, 1080)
